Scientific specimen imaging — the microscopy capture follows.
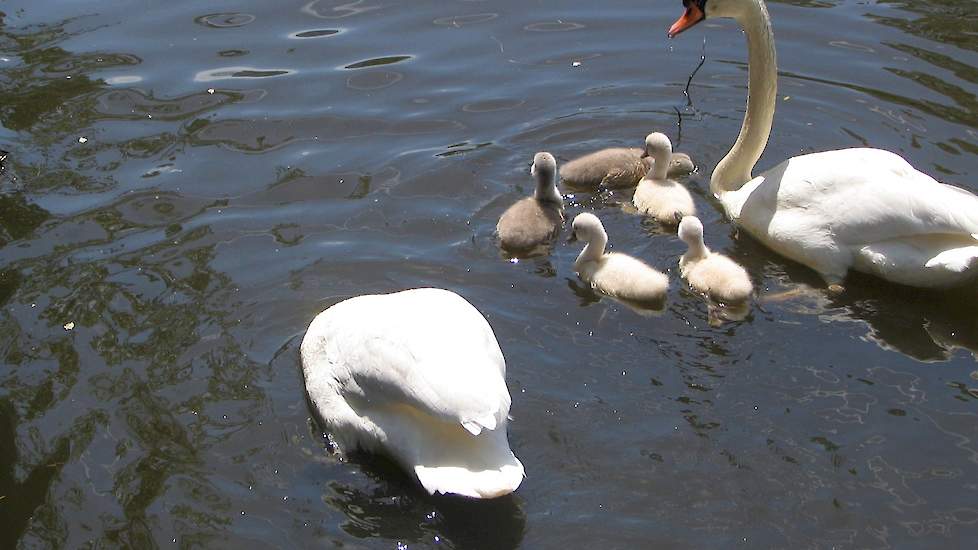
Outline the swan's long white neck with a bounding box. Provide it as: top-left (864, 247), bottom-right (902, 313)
top-left (577, 230), bottom-right (607, 264)
top-left (711, 0), bottom-right (778, 196)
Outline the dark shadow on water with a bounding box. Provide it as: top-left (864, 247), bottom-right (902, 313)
top-left (733, 228), bottom-right (978, 361)
top-left (326, 452), bottom-right (526, 550)
top-left (566, 276), bottom-right (666, 316)
top-left (826, 270), bottom-right (978, 362)
top-left (0, 193), bottom-right (51, 246)
top-left (0, 399), bottom-right (71, 549)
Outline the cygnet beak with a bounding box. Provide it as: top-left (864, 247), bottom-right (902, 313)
top-left (567, 230), bottom-right (578, 243)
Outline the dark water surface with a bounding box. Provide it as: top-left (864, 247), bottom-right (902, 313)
top-left (2, 0), bottom-right (977, 547)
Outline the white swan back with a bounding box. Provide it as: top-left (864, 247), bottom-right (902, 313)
top-left (300, 288), bottom-right (524, 498)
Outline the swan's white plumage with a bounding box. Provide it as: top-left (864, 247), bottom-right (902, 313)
top-left (725, 133), bottom-right (978, 289)
top-left (678, 216), bottom-right (753, 303)
top-left (678, 0), bottom-right (978, 289)
top-left (572, 213), bottom-right (669, 303)
top-left (300, 288), bottom-right (524, 498)
top-left (632, 133), bottom-right (696, 223)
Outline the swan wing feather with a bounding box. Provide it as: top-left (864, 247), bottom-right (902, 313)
top-left (309, 289), bottom-right (510, 435)
top-left (766, 149), bottom-right (978, 244)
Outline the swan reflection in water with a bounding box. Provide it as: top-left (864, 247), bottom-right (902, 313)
top-left (323, 452), bottom-right (526, 550)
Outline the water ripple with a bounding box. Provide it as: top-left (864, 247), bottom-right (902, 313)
top-left (343, 55), bottom-right (412, 70)
top-left (433, 14), bottom-right (498, 27)
top-left (289, 29), bottom-right (342, 39)
top-left (194, 13), bottom-right (256, 29)
top-left (194, 66), bottom-right (295, 82)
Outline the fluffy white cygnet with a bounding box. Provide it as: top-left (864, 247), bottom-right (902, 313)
top-left (300, 288), bottom-right (525, 499)
top-left (633, 133), bottom-right (695, 224)
top-left (560, 133), bottom-right (695, 188)
top-left (497, 152), bottom-right (564, 252)
top-left (678, 216), bottom-right (753, 303)
top-left (571, 213), bottom-right (669, 303)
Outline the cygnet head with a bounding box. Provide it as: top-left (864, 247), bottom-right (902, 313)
top-left (531, 152), bottom-right (562, 205)
top-left (642, 132), bottom-right (673, 179)
top-left (643, 133), bottom-right (672, 156)
top-left (678, 215), bottom-right (705, 246)
top-left (571, 212), bottom-right (605, 242)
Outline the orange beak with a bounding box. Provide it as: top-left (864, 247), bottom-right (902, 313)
top-left (668, 4), bottom-right (705, 38)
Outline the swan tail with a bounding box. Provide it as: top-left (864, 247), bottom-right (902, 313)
top-left (924, 246), bottom-right (978, 272)
top-left (415, 457), bottom-right (524, 499)
top-left (460, 406), bottom-right (501, 435)
top-left (461, 415), bottom-right (496, 436)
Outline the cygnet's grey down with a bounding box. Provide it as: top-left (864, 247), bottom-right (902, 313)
top-left (497, 152), bottom-right (564, 252)
top-left (561, 133), bottom-right (695, 188)
top-left (571, 212), bottom-right (669, 304)
top-left (633, 133), bottom-right (696, 224)
top-left (678, 216), bottom-right (753, 304)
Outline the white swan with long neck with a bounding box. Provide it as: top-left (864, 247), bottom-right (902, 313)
top-left (669, 0), bottom-right (978, 290)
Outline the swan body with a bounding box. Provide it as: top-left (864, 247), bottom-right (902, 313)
top-left (497, 152), bottom-right (563, 252)
top-left (632, 133), bottom-right (696, 224)
top-left (561, 134), bottom-right (696, 188)
top-left (678, 216), bottom-right (752, 302)
top-left (669, 0), bottom-right (978, 289)
top-left (571, 213), bottom-right (669, 303)
top-left (299, 288), bottom-right (524, 498)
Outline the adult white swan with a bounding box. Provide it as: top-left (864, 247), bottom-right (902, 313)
top-left (300, 288), bottom-right (524, 498)
top-left (668, 0), bottom-right (978, 290)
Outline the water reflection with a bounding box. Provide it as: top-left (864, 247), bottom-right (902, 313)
top-left (194, 13), bottom-right (256, 29)
top-left (326, 454), bottom-right (526, 549)
top-left (872, 0), bottom-right (978, 52)
top-left (288, 29), bottom-right (342, 39)
top-left (0, 193), bottom-right (50, 245)
top-left (0, 399), bottom-right (71, 548)
top-left (194, 66), bottom-right (295, 82)
top-left (825, 273), bottom-right (978, 362)
top-left (1, 0), bottom-right (978, 546)
top-left (738, 229), bottom-right (978, 361)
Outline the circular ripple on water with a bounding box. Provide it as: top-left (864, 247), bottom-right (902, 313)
top-left (347, 71), bottom-right (404, 90)
top-left (194, 13), bottom-right (256, 28)
top-left (432, 13), bottom-right (498, 27)
top-left (462, 98), bottom-right (525, 113)
top-left (524, 21), bottom-right (585, 32)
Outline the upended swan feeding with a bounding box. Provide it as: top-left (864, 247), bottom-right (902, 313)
top-left (669, 0), bottom-right (978, 290)
top-left (300, 288), bottom-right (524, 499)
